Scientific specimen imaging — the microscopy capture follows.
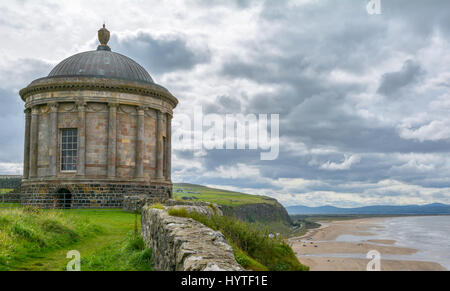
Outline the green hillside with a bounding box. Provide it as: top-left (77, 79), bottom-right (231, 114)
top-left (173, 183), bottom-right (278, 207)
top-left (173, 183), bottom-right (296, 236)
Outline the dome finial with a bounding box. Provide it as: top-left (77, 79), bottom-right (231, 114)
top-left (97, 24), bottom-right (111, 51)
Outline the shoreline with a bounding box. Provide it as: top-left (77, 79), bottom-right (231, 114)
top-left (289, 218), bottom-right (447, 271)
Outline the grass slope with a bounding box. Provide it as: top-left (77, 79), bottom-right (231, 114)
top-left (174, 183), bottom-right (296, 236)
top-left (0, 208), bottom-right (151, 271)
top-left (168, 207), bottom-right (309, 271)
top-left (174, 183), bottom-right (277, 207)
top-left (0, 189), bottom-right (14, 194)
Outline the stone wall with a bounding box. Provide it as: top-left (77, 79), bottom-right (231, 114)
top-left (1, 189), bottom-right (21, 203)
top-left (19, 182), bottom-right (172, 209)
top-left (141, 205), bottom-right (243, 271)
top-left (123, 197), bottom-right (222, 215)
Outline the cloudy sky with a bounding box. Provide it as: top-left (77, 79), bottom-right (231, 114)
top-left (1, 0), bottom-right (450, 207)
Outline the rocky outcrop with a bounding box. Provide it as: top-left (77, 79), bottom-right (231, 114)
top-left (141, 205), bottom-right (243, 271)
top-left (222, 199), bottom-right (292, 225)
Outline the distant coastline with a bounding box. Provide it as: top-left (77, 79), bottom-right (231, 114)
top-left (289, 216), bottom-right (449, 271)
top-left (287, 203), bottom-right (450, 216)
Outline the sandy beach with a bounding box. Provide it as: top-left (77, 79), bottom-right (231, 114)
top-left (288, 218), bottom-right (447, 271)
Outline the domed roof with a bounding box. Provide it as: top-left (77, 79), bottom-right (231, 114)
top-left (48, 50), bottom-right (154, 84)
top-left (47, 25), bottom-right (154, 84)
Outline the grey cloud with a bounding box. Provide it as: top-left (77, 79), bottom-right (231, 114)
top-left (1, 0), bottom-right (450, 206)
top-left (0, 58), bottom-right (50, 164)
top-left (204, 95), bottom-right (242, 114)
top-left (377, 60), bottom-right (425, 97)
top-left (0, 88), bottom-right (24, 163)
top-left (180, 0), bottom-right (450, 205)
top-left (110, 32), bottom-right (211, 76)
top-left (190, 0), bottom-right (255, 9)
top-left (0, 58), bottom-right (52, 90)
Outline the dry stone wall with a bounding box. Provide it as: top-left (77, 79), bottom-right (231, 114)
top-left (141, 205), bottom-right (243, 271)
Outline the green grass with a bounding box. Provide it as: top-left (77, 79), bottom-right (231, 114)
top-left (0, 208), bottom-right (151, 271)
top-left (0, 189), bottom-right (14, 194)
top-left (149, 203), bottom-right (165, 210)
top-left (168, 208), bottom-right (309, 271)
top-left (174, 183), bottom-right (278, 207)
top-left (174, 184), bottom-right (299, 238)
top-left (0, 207), bottom-right (102, 270)
top-left (81, 232), bottom-right (152, 271)
top-left (232, 244), bottom-right (268, 271)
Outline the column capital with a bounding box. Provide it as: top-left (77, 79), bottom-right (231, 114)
top-left (48, 102), bottom-right (59, 113)
top-left (31, 106), bottom-right (40, 115)
top-left (108, 102), bottom-right (119, 109)
top-left (137, 106), bottom-right (147, 115)
top-left (24, 108), bottom-right (31, 115)
top-left (76, 100), bottom-right (87, 111)
top-left (157, 110), bottom-right (164, 120)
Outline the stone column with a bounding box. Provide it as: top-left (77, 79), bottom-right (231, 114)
top-left (29, 106), bottom-right (39, 178)
top-left (107, 103), bottom-right (118, 178)
top-left (48, 103), bottom-right (59, 177)
top-left (166, 113), bottom-right (172, 181)
top-left (77, 101), bottom-right (87, 176)
top-left (135, 106), bottom-right (145, 178)
top-left (23, 109), bottom-right (31, 179)
top-left (156, 110), bottom-right (164, 180)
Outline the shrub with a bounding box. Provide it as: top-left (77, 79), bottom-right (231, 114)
top-left (169, 210), bottom-right (309, 271)
top-left (168, 207), bottom-right (189, 218)
top-left (233, 245), bottom-right (267, 271)
top-left (207, 204), bottom-right (218, 214)
top-left (126, 234), bottom-right (146, 251)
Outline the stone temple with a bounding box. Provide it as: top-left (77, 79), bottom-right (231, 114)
top-left (19, 25), bottom-right (178, 208)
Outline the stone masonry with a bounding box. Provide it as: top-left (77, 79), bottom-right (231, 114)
top-left (18, 26), bottom-right (178, 208)
top-left (141, 205), bottom-right (244, 271)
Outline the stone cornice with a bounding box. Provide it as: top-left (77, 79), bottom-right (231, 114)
top-left (20, 76), bottom-right (178, 109)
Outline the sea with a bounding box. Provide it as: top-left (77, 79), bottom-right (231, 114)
top-left (334, 216), bottom-right (450, 270)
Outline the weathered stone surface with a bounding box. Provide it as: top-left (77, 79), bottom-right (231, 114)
top-left (123, 197), bottom-right (223, 216)
top-left (168, 205), bottom-right (222, 217)
top-left (20, 183), bottom-right (172, 209)
top-left (17, 28), bottom-right (178, 209)
top-left (141, 206), bottom-right (243, 271)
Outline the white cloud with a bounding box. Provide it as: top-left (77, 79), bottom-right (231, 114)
top-left (0, 0), bottom-right (450, 207)
top-left (0, 163), bottom-right (22, 175)
top-left (399, 120), bottom-right (450, 142)
top-left (204, 163), bottom-right (261, 180)
top-left (320, 155), bottom-right (361, 171)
